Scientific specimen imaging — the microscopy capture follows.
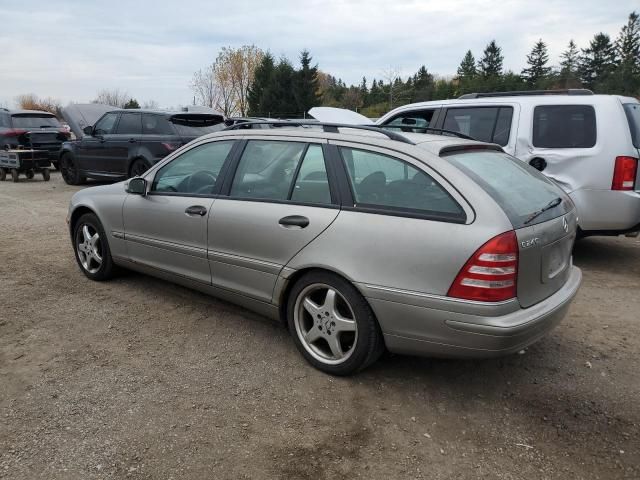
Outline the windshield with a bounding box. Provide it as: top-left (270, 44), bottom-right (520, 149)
top-left (11, 114), bottom-right (61, 129)
top-left (624, 103), bottom-right (640, 149)
top-left (445, 150), bottom-right (572, 228)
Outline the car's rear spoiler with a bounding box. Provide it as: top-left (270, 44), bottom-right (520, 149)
top-left (439, 144), bottom-right (505, 156)
top-left (169, 113), bottom-right (225, 126)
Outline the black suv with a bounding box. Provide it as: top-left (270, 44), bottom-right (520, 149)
top-left (0, 109), bottom-right (70, 168)
top-left (59, 107), bottom-right (225, 185)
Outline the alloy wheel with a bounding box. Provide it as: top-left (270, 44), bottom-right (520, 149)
top-left (76, 224), bottom-right (103, 274)
top-left (293, 283), bottom-right (358, 365)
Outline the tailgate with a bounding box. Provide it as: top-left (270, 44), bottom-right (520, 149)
top-left (516, 209), bottom-right (578, 308)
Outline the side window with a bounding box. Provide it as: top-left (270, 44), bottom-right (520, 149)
top-left (383, 109), bottom-right (436, 133)
top-left (0, 113), bottom-right (10, 128)
top-left (93, 113), bottom-right (119, 135)
top-left (151, 141), bottom-right (234, 195)
top-left (533, 105), bottom-right (596, 148)
top-left (290, 145), bottom-right (331, 204)
top-left (115, 113), bottom-right (142, 135)
top-left (339, 147), bottom-right (465, 219)
top-left (442, 107), bottom-right (513, 146)
top-left (143, 114), bottom-right (175, 135)
top-left (230, 140), bottom-right (306, 201)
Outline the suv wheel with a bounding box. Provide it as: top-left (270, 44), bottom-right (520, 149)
top-left (73, 213), bottom-right (116, 281)
top-left (129, 159), bottom-right (150, 178)
top-left (60, 153), bottom-right (85, 185)
top-left (287, 271), bottom-right (384, 375)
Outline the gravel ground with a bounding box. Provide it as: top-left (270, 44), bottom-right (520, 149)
top-left (0, 172), bottom-right (639, 480)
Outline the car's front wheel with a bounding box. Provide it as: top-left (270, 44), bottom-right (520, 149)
top-left (287, 271), bottom-right (384, 375)
top-left (73, 213), bottom-right (116, 281)
top-left (60, 153), bottom-right (85, 185)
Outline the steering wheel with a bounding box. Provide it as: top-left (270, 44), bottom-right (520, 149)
top-left (187, 170), bottom-right (217, 194)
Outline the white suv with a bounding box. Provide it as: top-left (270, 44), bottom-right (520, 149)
top-left (375, 90), bottom-right (640, 237)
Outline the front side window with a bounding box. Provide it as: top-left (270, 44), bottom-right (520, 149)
top-left (383, 109), bottom-right (436, 133)
top-left (143, 114), bottom-right (175, 135)
top-left (532, 105), bottom-right (596, 148)
top-left (151, 141), bottom-right (234, 195)
top-left (115, 113), bottom-right (142, 135)
top-left (93, 113), bottom-right (119, 135)
top-left (442, 107), bottom-right (513, 146)
top-left (339, 147), bottom-right (464, 220)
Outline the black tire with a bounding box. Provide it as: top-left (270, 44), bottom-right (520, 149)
top-left (60, 153), bottom-right (85, 185)
top-left (129, 158), bottom-right (150, 178)
top-left (286, 271), bottom-right (384, 376)
top-left (25, 169), bottom-right (35, 179)
top-left (42, 169), bottom-right (50, 181)
top-left (72, 213), bottom-right (116, 281)
top-left (0, 168), bottom-right (5, 181)
top-left (10, 169), bottom-right (19, 182)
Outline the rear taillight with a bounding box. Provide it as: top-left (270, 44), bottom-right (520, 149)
top-left (448, 231), bottom-right (518, 302)
top-left (3, 129), bottom-right (27, 137)
top-left (612, 156), bottom-right (638, 191)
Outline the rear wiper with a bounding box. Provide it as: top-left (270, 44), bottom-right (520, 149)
top-left (523, 197), bottom-right (562, 225)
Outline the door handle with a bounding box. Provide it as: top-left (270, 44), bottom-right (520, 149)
top-left (185, 205), bottom-right (208, 216)
top-left (279, 215), bottom-right (309, 228)
top-left (128, 138), bottom-right (137, 143)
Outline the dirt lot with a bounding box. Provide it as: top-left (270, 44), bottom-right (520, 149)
top-left (0, 172), bottom-right (639, 480)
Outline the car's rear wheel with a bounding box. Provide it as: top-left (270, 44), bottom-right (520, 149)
top-left (42, 168), bottom-right (50, 181)
top-left (0, 168), bottom-right (5, 181)
top-left (129, 159), bottom-right (150, 178)
top-left (25, 169), bottom-right (34, 179)
top-left (287, 271), bottom-right (384, 375)
top-left (60, 153), bottom-right (85, 185)
top-left (10, 169), bottom-right (19, 182)
top-left (73, 213), bottom-right (115, 281)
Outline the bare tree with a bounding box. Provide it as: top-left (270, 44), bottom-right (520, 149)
top-left (191, 64), bottom-right (220, 109)
top-left (15, 93), bottom-right (62, 115)
top-left (224, 45), bottom-right (264, 116)
top-left (92, 88), bottom-right (130, 108)
top-left (380, 66), bottom-right (402, 109)
top-left (142, 99), bottom-right (159, 109)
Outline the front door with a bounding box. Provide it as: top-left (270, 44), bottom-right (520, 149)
top-left (208, 140), bottom-right (340, 302)
top-left (84, 112), bottom-right (120, 174)
top-left (122, 139), bottom-right (237, 283)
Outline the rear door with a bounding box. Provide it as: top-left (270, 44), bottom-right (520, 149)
top-left (123, 139), bottom-right (237, 283)
top-left (140, 114), bottom-right (183, 165)
top-left (207, 139), bottom-right (340, 302)
top-left (81, 112), bottom-right (120, 173)
top-left (105, 112), bottom-right (142, 175)
top-left (445, 149), bottom-right (576, 307)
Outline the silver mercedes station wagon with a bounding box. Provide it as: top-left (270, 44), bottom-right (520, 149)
top-left (67, 123), bottom-right (582, 375)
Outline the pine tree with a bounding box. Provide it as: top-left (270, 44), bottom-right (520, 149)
top-left (522, 39), bottom-right (552, 88)
top-left (457, 50), bottom-right (477, 78)
top-left (412, 65), bottom-right (434, 101)
top-left (559, 40), bottom-right (582, 88)
top-left (614, 11), bottom-right (640, 95)
top-left (579, 33), bottom-right (617, 90)
top-left (293, 50), bottom-right (321, 115)
top-left (272, 58), bottom-right (297, 117)
top-left (123, 98), bottom-right (140, 109)
top-left (478, 40), bottom-right (504, 78)
top-left (247, 52), bottom-right (276, 116)
top-left (359, 77), bottom-right (368, 96)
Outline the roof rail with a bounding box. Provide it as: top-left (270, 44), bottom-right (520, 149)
top-left (458, 89), bottom-right (594, 99)
top-left (224, 121), bottom-right (415, 145)
top-left (0, 107), bottom-right (9, 112)
top-left (381, 125), bottom-right (476, 141)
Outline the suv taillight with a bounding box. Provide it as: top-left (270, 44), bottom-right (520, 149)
top-left (612, 156), bottom-right (638, 191)
top-left (4, 129), bottom-right (27, 137)
top-left (447, 231), bottom-right (518, 302)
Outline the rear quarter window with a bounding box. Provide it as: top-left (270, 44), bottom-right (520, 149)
top-left (442, 107), bottom-right (513, 146)
top-left (623, 103), bottom-right (640, 149)
top-left (445, 150), bottom-right (572, 228)
top-left (533, 105), bottom-right (596, 148)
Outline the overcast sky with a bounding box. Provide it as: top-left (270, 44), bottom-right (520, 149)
top-left (0, 0), bottom-right (636, 108)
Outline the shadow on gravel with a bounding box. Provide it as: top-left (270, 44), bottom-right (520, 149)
top-left (572, 236), bottom-right (640, 272)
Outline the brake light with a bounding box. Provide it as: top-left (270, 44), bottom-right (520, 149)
top-left (448, 231), bottom-right (518, 302)
top-left (3, 129), bottom-right (27, 137)
top-left (612, 156), bottom-right (638, 191)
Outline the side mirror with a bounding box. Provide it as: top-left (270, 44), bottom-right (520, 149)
top-left (83, 125), bottom-right (94, 135)
top-left (127, 177), bottom-right (147, 195)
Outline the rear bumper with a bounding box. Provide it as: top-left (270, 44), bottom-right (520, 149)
top-left (363, 266), bottom-right (582, 358)
top-left (570, 189), bottom-right (640, 233)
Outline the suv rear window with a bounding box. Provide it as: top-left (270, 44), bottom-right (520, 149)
top-left (442, 107), bottom-right (513, 146)
top-left (445, 150), bottom-right (571, 228)
top-left (533, 105), bottom-right (596, 148)
top-left (11, 114), bottom-right (60, 129)
top-left (623, 103), bottom-right (640, 149)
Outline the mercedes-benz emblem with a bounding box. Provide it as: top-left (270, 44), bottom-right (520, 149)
top-left (562, 216), bottom-right (569, 233)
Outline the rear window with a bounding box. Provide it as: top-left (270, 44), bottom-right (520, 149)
top-left (442, 107), bottom-right (513, 146)
top-left (11, 114), bottom-right (60, 129)
top-left (533, 105), bottom-right (596, 148)
top-left (623, 103), bottom-right (640, 149)
top-left (142, 114), bottom-right (175, 135)
top-left (445, 150), bottom-right (571, 228)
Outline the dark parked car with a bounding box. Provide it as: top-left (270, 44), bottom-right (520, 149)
top-left (59, 106), bottom-right (225, 185)
top-left (0, 108), bottom-right (70, 169)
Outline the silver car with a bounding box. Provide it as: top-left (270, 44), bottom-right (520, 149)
top-left (67, 124), bottom-right (582, 375)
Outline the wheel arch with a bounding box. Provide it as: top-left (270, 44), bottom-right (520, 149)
top-left (69, 205), bottom-right (98, 237)
top-left (126, 155), bottom-right (151, 177)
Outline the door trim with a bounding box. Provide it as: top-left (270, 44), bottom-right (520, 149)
top-left (126, 233), bottom-right (208, 258)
